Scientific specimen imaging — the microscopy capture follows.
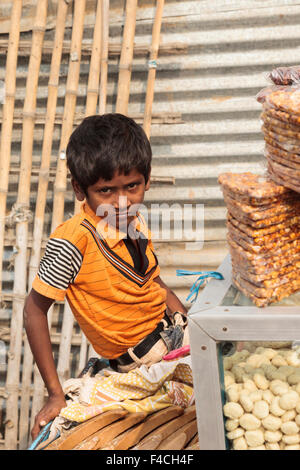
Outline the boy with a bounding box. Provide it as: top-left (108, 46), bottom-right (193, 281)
top-left (24, 114), bottom-right (188, 440)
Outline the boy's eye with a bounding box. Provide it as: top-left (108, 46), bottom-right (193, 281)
top-left (98, 187), bottom-right (111, 194)
top-left (127, 182), bottom-right (139, 189)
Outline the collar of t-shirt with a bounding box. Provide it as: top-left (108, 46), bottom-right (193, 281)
top-left (81, 201), bottom-right (151, 249)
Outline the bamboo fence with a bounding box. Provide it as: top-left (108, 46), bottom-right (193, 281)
top-left (0, 0), bottom-right (166, 450)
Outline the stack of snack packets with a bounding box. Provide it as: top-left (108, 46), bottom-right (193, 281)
top-left (218, 172), bottom-right (300, 307)
top-left (258, 67), bottom-right (300, 192)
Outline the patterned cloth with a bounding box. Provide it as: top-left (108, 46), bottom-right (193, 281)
top-left (48, 356), bottom-right (194, 440)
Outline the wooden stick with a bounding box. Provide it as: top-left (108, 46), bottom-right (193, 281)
top-left (0, 0), bottom-right (22, 296)
top-left (143, 0), bottom-right (165, 139)
top-left (73, 412), bottom-right (148, 450)
top-left (0, 38), bottom-right (187, 57)
top-left (4, 0), bottom-right (48, 450)
top-left (157, 419), bottom-right (198, 450)
top-left (101, 405), bottom-right (184, 450)
top-left (46, 409), bottom-right (128, 450)
top-left (98, 0), bottom-right (109, 115)
top-left (132, 405), bottom-right (196, 450)
top-left (115, 0), bottom-right (137, 115)
top-left (19, 0), bottom-right (70, 449)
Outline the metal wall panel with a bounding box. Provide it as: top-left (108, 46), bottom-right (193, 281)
top-left (1, 0), bottom-right (300, 307)
top-left (1, 0), bottom-right (300, 446)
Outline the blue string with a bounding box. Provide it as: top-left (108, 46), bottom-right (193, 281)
top-left (176, 269), bottom-right (224, 303)
top-left (27, 420), bottom-right (54, 450)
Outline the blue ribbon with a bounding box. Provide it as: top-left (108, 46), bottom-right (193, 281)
top-left (176, 269), bottom-right (224, 303)
top-left (27, 420), bottom-right (57, 450)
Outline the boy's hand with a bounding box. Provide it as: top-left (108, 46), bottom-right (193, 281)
top-left (31, 393), bottom-right (67, 441)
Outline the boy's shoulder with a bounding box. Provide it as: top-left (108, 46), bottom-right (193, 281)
top-left (50, 210), bottom-right (88, 248)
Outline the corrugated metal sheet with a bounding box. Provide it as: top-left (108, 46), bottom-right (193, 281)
top-left (2, 0), bottom-right (300, 447)
top-left (1, 0), bottom-right (300, 317)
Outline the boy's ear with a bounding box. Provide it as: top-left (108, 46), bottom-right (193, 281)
top-left (71, 178), bottom-right (86, 201)
top-left (145, 169), bottom-right (151, 191)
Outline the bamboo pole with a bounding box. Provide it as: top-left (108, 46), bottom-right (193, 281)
top-left (51, 0), bottom-right (86, 390)
top-left (143, 0), bottom-right (164, 139)
top-left (74, 0), bottom-right (104, 368)
top-left (0, 0), bottom-right (22, 445)
top-left (4, 0), bottom-right (48, 450)
top-left (99, 0), bottom-right (109, 115)
top-left (0, 0), bottom-right (22, 297)
top-left (30, 1), bottom-right (87, 430)
top-left (73, 0), bottom-right (102, 216)
top-left (18, 0), bottom-right (70, 449)
top-left (85, 0), bottom-right (102, 118)
top-left (115, 0), bottom-right (137, 115)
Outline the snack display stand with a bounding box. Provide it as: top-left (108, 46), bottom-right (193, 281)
top-left (188, 254), bottom-right (300, 450)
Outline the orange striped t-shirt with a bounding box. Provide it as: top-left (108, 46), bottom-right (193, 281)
top-left (32, 202), bottom-right (167, 359)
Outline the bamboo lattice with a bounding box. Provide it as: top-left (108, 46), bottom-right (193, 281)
top-left (0, 0), bottom-right (165, 450)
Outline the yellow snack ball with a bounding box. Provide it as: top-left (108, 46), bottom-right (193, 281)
top-left (282, 410), bottom-right (296, 423)
top-left (271, 355), bottom-right (288, 367)
top-left (261, 415), bottom-right (282, 431)
top-left (239, 393), bottom-right (254, 413)
top-left (279, 391), bottom-right (299, 410)
top-left (245, 429), bottom-right (264, 447)
top-left (232, 437), bottom-right (248, 450)
top-left (270, 396), bottom-right (285, 417)
top-left (243, 379), bottom-right (258, 393)
top-left (226, 428), bottom-right (244, 440)
top-left (264, 430), bottom-right (282, 443)
top-left (225, 419), bottom-right (239, 432)
top-left (281, 421), bottom-right (299, 435)
top-left (262, 390), bottom-right (274, 405)
top-left (282, 434), bottom-right (300, 445)
top-left (253, 400), bottom-right (269, 420)
top-left (253, 373), bottom-right (269, 391)
top-left (226, 385), bottom-right (240, 403)
top-left (239, 413), bottom-right (260, 431)
top-left (269, 380), bottom-right (289, 396)
top-left (223, 402), bottom-right (244, 419)
top-left (265, 442), bottom-right (280, 450)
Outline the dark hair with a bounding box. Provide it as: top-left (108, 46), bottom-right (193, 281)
top-left (66, 114), bottom-right (152, 195)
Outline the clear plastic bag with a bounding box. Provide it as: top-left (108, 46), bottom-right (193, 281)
top-left (227, 204), bottom-right (300, 229)
top-left (232, 271), bottom-right (300, 307)
top-left (227, 218), bottom-right (300, 247)
top-left (233, 263), bottom-right (300, 288)
top-left (218, 172), bottom-right (289, 200)
top-left (264, 86), bottom-right (300, 117)
top-left (223, 191), bottom-right (300, 221)
top-left (268, 66), bottom-right (300, 86)
top-left (227, 233), bottom-right (300, 262)
top-left (232, 269), bottom-right (300, 300)
top-left (228, 212), bottom-right (300, 237)
top-left (256, 85), bottom-right (286, 104)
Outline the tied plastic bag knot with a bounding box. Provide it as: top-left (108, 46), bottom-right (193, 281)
top-left (176, 269), bottom-right (224, 303)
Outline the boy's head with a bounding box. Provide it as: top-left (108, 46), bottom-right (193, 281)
top-left (66, 113), bottom-right (152, 197)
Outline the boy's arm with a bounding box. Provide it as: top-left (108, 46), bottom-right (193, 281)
top-left (154, 276), bottom-right (187, 317)
top-left (24, 288), bottom-right (66, 440)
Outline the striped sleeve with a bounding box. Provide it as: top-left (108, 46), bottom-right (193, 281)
top-left (33, 238), bottom-right (83, 299)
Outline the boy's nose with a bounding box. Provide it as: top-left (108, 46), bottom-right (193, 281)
top-left (114, 195), bottom-right (130, 212)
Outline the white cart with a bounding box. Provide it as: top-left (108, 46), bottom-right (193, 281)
top-left (188, 254), bottom-right (300, 450)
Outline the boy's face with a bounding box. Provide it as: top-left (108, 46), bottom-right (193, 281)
top-left (72, 168), bottom-right (150, 230)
